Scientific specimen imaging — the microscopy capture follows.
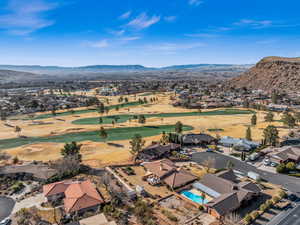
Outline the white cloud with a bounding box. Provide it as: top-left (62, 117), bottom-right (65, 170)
top-left (185, 33), bottom-right (218, 38)
top-left (164, 16), bottom-right (177, 22)
top-left (189, 0), bottom-right (204, 6)
top-left (0, 0), bottom-right (58, 35)
top-left (109, 29), bottom-right (125, 36)
top-left (146, 42), bottom-right (204, 52)
top-left (119, 11), bottom-right (131, 20)
top-left (119, 36), bottom-right (141, 41)
top-left (88, 40), bottom-right (109, 48)
top-left (234, 19), bottom-right (273, 28)
top-left (127, 13), bottom-right (160, 30)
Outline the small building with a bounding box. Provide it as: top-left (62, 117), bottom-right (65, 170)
top-left (43, 180), bottom-right (104, 214)
top-left (0, 162), bottom-right (57, 182)
top-left (193, 170), bottom-right (261, 219)
top-left (142, 159), bottom-right (197, 189)
top-left (137, 143), bottom-right (181, 161)
top-left (262, 146), bottom-right (300, 164)
top-left (181, 133), bottom-right (217, 146)
top-left (219, 136), bottom-right (259, 151)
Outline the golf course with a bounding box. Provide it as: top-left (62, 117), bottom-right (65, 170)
top-left (72, 109), bottom-right (255, 125)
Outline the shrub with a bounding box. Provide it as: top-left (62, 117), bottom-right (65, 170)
top-left (260, 203), bottom-right (267, 212)
top-left (286, 162), bottom-right (296, 171)
top-left (276, 163), bottom-right (286, 173)
top-left (272, 196), bottom-right (280, 204)
top-left (266, 199), bottom-right (273, 208)
top-left (162, 209), bottom-right (178, 222)
top-left (244, 214), bottom-right (252, 224)
top-left (278, 190), bottom-right (287, 199)
top-left (251, 211), bottom-right (259, 220)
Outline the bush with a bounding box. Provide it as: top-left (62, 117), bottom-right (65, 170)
top-left (244, 214), bottom-right (252, 224)
top-left (198, 205), bottom-right (204, 211)
top-left (260, 203), bottom-right (267, 212)
top-left (162, 209), bottom-right (178, 222)
top-left (276, 163), bottom-right (286, 173)
top-left (278, 190), bottom-right (287, 199)
top-left (286, 162), bottom-right (296, 171)
top-left (266, 199), bottom-right (273, 208)
top-left (251, 211), bottom-right (259, 220)
top-left (272, 196), bottom-right (280, 204)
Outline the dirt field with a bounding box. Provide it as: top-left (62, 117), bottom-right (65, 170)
top-left (0, 92), bottom-right (290, 167)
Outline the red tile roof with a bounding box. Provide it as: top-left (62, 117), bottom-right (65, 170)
top-left (43, 180), bottom-right (104, 213)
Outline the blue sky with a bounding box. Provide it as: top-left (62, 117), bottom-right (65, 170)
top-left (0, 0), bottom-right (299, 67)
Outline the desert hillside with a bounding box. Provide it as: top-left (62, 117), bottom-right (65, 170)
top-left (229, 56), bottom-right (300, 91)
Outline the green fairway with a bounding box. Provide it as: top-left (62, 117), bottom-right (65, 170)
top-left (0, 125), bottom-right (193, 150)
top-left (72, 109), bottom-right (255, 125)
top-left (26, 101), bottom-right (143, 120)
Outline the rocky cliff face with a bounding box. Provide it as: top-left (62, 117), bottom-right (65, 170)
top-left (230, 57), bottom-right (300, 92)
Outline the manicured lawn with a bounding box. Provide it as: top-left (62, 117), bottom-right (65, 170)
top-left (72, 109), bottom-right (255, 125)
top-left (0, 125), bottom-right (193, 150)
top-left (26, 101), bottom-right (143, 120)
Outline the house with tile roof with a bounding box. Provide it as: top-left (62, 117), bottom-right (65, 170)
top-left (43, 180), bottom-right (104, 214)
top-left (194, 170), bottom-right (261, 219)
top-left (142, 159), bottom-right (197, 189)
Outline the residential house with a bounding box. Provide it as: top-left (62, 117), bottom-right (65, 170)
top-left (262, 146), bottom-right (300, 164)
top-left (0, 162), bottom-right (57, 182)
top-left (142, 159), bottom-right (197, 189)
top-left (219, 136), bottom-right (259, 151)
top-left (192, 170), bottom-right (261, 219)
top-left (181, 133), bottom-right (217, 146)
top-left (43, 180), bottom-right (104, 214)
top-left (137, 143), bottom-right (181, 161)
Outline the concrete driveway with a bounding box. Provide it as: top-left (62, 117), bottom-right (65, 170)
top-left (0, 196), bottom-right (15, 221)
top-left (12, 194), bottom-right (44, 214)
top-left (192, 152), bottom-right (300, 194)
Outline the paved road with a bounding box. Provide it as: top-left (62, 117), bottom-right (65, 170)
top-left (192, 152), bottom-right (300, 194)
top-left (0, 196), bottom-right (15, 221)
top-left (266, 204), bottom-right (300, 225)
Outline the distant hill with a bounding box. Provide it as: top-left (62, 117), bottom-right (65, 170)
top-left (0, 63), bottom-right (252, 83)
top-left (229, 56), bottom-right (300, 92)
top-left (0, 64), bottom-right (251, 75)
top-left (0, 70), bottom-right (40, 83)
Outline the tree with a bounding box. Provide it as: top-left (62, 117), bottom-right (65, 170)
top-left (61, 142), bottom-right (82, 162)
top-left (138, 115), bottom-right (146, 124)
top-left (282, 113), bottom-right (296, 128)
top-left (251, 114), bottom-right (257, 126)
top-left (98, 117), bottom-right (103, 124)
top-left (246, 126), bottom-right (252, 141)
top-left (160, 131), bottom-right (169, 145)
top-left (175, 121), bottom-right (183, 134)
top-left (15, 126), bottom-right (22, 137)
top-left (286, 162), bottom-right (296, 171)
top-left (129, 134), bottom-right (145, 162)
top-left (97, 103), bottom-right (105, 115)
top-left (263, 125), bottom-right (279, 146)
top-left (264, 111), bottom-right (274, 122)
top-left (99, 127), bottom-right (108, 142)
top-left (276, 163), bottom-right (286, 173)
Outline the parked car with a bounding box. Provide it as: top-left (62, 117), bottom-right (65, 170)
top-left (263, 159), bottom-right (270, 166)
top-left (270, 162), bottom-right (278, 167)
top-left (0, 218), bottom-right (11, 225)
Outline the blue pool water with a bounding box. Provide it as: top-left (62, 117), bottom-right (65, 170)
top-left (181, 190), bottom-right (209, 204)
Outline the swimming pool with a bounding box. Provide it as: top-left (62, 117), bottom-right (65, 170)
top-left (181, 190), bottom-right (210, 204)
